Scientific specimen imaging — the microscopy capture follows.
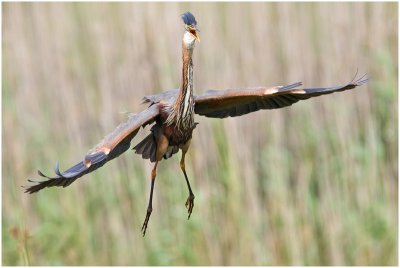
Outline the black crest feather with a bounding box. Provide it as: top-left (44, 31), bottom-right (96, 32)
top-left (181, 12), bottom-right (197, 26)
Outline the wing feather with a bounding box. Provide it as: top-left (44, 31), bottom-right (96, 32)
top-left (24, 104), bottom-right (160, 193)
top-left (194, 75), bottom-right (367, 118)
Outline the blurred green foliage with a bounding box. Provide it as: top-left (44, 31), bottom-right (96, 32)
top-left (3, 2), bottom-right (398, 265)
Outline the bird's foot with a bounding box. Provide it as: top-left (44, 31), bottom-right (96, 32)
top-left (185, 193), bottom-right (195, 219)
top-left (141, 207), bottom-right (152, 236)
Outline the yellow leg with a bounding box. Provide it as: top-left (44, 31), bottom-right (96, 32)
top-left (180, 140), bottom-right (195, 219)
top-left (141, 134), bottom-right (168, 236)
top-left (141, 161), bottom-right (158, 236)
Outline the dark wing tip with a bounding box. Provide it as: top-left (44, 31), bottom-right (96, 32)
top-left (141, 97), bottom-right (150, 104)
top-left (24, 179), bottom-right (54, 194)
top-left (181, 12), bottom-right (197, 26)
top-left (348, 70), bottom-right (368, 86)
top-left (341, 72), bottom-right (368, 91)
top-left (353, 73), bottom-right (368, 86)
top-left (301, 72), bottom-right (368, 94)
top-left (25, 151), bottom-right (110, 194)
top-left (37, 169), bottom-right (54, 179)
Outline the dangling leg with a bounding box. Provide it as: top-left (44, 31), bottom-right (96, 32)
top-left (180, 140), bottom-right (195, 219)
top-left (141, 133), bottom-right (169, 236)
top-left (141, 161), bottom-right (158, 236)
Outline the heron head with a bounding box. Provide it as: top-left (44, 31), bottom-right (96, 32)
top-left (181, 12), bottom-right (200, 47)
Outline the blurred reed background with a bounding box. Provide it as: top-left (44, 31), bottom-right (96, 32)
top-left (2, 2), bottom-right (398, 266)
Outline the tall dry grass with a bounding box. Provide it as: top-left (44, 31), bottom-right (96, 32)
top-left (2, 2), bottom-right (398, 265)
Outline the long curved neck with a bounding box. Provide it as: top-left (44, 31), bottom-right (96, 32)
top-left (165, 40), bottom-right (195, 130)
top-left (177, 42), bottom-right (194, 113)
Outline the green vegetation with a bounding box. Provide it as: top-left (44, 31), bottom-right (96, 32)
top-left (3, 2), bottom-right (397, 265)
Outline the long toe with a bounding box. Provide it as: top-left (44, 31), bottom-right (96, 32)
top-left (185, 194), bottom-right (195, 219)
top-left (141, 209), bottom-right (152, 236)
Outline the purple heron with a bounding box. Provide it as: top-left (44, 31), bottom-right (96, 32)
top-left (25, 12), bottom-right (368, 236)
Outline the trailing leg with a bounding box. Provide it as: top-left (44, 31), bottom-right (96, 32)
top-left (141, 133), bottom-right (168, 236)
top-left (180, 140), bottom-right (195, 219)
top-left (141, 161), bottom-right (158, 236)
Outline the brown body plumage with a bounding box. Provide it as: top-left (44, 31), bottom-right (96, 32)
top-left (25, 12), bottom-right (367, 236)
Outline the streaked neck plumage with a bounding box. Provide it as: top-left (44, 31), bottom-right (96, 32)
top-left (165, 32), bottom-right (196, 131)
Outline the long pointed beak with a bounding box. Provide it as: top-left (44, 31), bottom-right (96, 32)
top-left (194, 30), bottom-right (200, 43)
top-left (192, 26), bottom-right (200, 42)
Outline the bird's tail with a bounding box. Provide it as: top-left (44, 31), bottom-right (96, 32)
top-left (133, 130), bottom-right (180, 162)
top-left (133, 133), bottom-right (157, 162)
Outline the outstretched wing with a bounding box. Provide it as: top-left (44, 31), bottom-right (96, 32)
top-left (194, 74), bottom-right (368, 118)
top-left (24, 104), bottom-right (160, 194)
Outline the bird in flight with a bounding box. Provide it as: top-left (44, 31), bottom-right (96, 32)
top-left (25, 12), bottom-right (367, 236)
